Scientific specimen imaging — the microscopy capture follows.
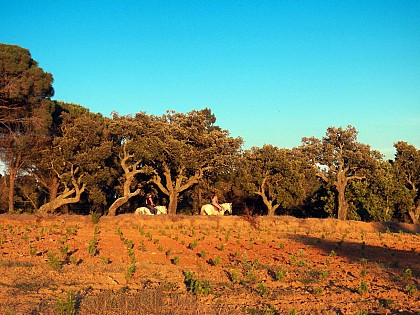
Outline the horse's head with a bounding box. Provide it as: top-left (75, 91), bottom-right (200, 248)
top-left (222, 203), bottom-right (232, 215)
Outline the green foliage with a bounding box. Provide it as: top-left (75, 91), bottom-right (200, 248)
top-left (59, 243), bottom-right (70, 256)
top-left (88, 237), bottom-right (98, 256)
top-left (91, 212), bottom-right (101, 224)
top-left (346, 160), bottom-right (408, 221)
top-left (1, 44), bottom-right (418, 221)
top-left (55, 290), bottom-right (77, 315)
top-left (29, 246), bottom-right (37, 256)
top-left (357, 281), bottom-right (369, 295)
top-left (274, 267), bottom-right (287, 281)
top-left (313, 286), bottom-right (323, 296)
top-left (187, 239), bottom-right (197, 250)
top-left (183, 271), bottom-right (212, 295)
top-left (405, 284), bottom-right (417, 296)
top-left (256, 283), bottom-right (268, 296)
top-left (393, 141), bottom-right (420, 223)
top-left (100, 256), bottom-right (110, 264)
top-left (209, 256), bottom-right (222, 266)
top-left (301, 125), bottom-right (381, 220)
top-left (125, 239), bottom-right (134, 250)
top-left (240, 145), bottom-right (310, 215)
top-left (47, 251), bottom-right (62, 270)
top-left (199, 250), bottom-right (207, 258)
top-left (0, 44), bottom-right (54, 213)
top-left (125, 264), bottom-right (136, 279)
top-left (360, 258), bottom-right (368, 265)
top-left (403, 268), bottom-right (412, 278)
top-left (228, 269), bottom-right (240, 283)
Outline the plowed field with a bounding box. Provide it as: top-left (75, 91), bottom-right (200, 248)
top-left (0, 214), bottom-right (419, 314)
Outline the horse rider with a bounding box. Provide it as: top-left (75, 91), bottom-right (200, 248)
top-left (145, 193), bottom-right (157, 215)
top-left (211, 193), bottom-right (222, 212)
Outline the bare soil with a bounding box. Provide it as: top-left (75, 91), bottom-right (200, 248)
top-left (0, 213), bottom-right (419, 315)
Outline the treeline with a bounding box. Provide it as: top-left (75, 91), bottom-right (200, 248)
top-left (0, 43), bottom-right (419, 223)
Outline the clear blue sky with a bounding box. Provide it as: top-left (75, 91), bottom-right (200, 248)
top-left (1, 1), bottom-right (419, 159)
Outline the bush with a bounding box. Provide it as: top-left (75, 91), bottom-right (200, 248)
top-left (183, 271), bottom-right (212, 295)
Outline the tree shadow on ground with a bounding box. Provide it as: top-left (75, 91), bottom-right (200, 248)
top-left (287, 233), bottom-right (420, 281)
top-left (369, 221), bottom-right (420, 234)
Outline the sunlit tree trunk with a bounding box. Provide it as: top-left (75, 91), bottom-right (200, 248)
top-left (38, 165), bottom-right (86, 214)
top-left (168, 191), bottom-right (179, 215)
top-left (335, 167), bottom-right (349, 220)
top-left (256, 177), bottom-right (280, 216)
top-left (150, 162), bottom-right (209, 215)
top-left (7, 151), bottom-right (22, 213)
top-left (107, 142), bottom-right (142, 216)
top-left (408, 201), bottom-right (419, 224)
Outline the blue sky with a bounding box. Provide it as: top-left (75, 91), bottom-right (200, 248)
top-left (1, 1), bottom-right (419, 159)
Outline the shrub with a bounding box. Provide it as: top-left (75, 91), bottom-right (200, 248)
top-left (228, 269), bottom-right (240, 283)
top-left (100, 256), bottom-right (110, 264)
top-left (183, 271), bottom-right (212, 295)
top-left (171, 256), bottom-right (180, 265)
top-left (91, 212), bottom-right (101, 224)
top-left (357, 281), bottom-right (369, 295)
top-left (209, 256), bottom-right (221, 266)
top-left (256, 283), bottom-right (267, 297)
top-left (188, 239), bottom-right (197, 250)
top-left (56, 290), bottom-right (77, 315)
top-left (125, 264), bottom-right (136, 279)
top-left (199, 250), bottom-right (207, 258)
top-left (405, 284), bottom-right (417, 296)
top-left (88, 237), bottom-right (98, 256)
top-left (275, 267), bottom-right (287, 281)
top-left (47, 251), bottom-right (62, 270)
top-left (403, 268), bottom-right (412, 278)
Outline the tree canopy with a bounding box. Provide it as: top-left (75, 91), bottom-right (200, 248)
top-left (0, 43), bottom-right (418, 223)
top-left (0, 43), bottom-right (54, 212)
top-left (240, 145), bottom-right (309, 216)
top-left (301, 126), bottom-right (381, 220)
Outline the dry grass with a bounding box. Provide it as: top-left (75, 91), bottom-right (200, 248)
top-left (0, 288), bottom-right (245, 315)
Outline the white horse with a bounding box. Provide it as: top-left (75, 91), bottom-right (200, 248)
top-left (200, 203), bottom-right (232, 215)
top-left (134, 206), bottom-right (167, 215)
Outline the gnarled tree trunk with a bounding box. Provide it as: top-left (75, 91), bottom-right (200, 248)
top-left (335, 171), bottom-right (349, 221)
top-left (150, 162), bottom-right (210, 215)
top-left (38, 165), bottom-right (86, 214)
top-left (408, 203), bottom-right (419, 224)
top-left (107, 143), bottom-right (143, 216)
top-left (256, 177), bottom-right (280, 216)
top-left (7, 151), bottom-right (22, 213)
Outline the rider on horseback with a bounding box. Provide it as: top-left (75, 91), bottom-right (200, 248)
top-left (145, 193), bottom-right (157, 215)
top-left (211, 193), bottom-right (222, 212)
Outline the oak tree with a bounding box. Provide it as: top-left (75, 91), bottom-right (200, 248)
top-left (37, 108), bottom-right (112, 213)
top-left (105, 112), bottom-right (153, 216)
top-left (301, 126), bottom-right (380, 220)
top-left (393, 141), bottom-right (420, 223)
top-left (241, 145), bottom-right (307, 216)
top-left (147, 109), bottom-right (242, 214)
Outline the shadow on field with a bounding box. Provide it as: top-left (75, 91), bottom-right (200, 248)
top-left (369, 221), bottom-right (420, 234)
top-left (287, 234), bottom-right (420, 280)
